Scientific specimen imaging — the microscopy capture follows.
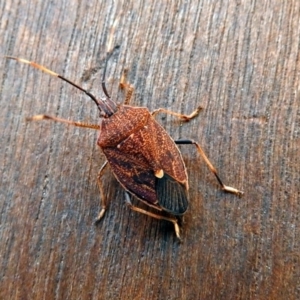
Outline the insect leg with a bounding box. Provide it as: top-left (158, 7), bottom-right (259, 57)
top-left (124, 193), bottom-right (181, 240)
top-left (27, 114), bottom-right (100, 130)
top-left (151, 105), bottom-right (203, 122)
top-left (119, 69), bottom-right (134, 105)
top-left (95, 161), bottom-right (109, 222)
top-left (175, 139), bottom-right (244, 196)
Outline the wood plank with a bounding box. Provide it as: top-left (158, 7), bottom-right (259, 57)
top-left (1, 1), bottom-right (299, 299)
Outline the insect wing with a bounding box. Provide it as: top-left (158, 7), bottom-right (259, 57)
top-left (156, 173), bottom-right (188, 215)
top-left (103, 147), bottom-right (158, 205)
top-left (149, 117), bottom-right (189, 214)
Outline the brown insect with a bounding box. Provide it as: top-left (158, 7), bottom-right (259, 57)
top-left (6, 54), bottom-right (243, 240)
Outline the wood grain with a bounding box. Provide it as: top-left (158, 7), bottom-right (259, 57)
top-left (1, 1), bottom-right (299, 299)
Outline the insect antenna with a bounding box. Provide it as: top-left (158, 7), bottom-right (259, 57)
top-left (5, 55), bottom-right (118, 117)
top-left (5, 56), bottom-right (100, 105)
top-left (101, 50), bottom-right (115, 99)
top-left (101, 12), bottom-right (121, 99)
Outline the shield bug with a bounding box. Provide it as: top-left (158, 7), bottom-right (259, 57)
top-left (6, 53), bottom-right (243, 240)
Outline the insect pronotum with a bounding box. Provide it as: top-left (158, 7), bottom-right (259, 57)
top-left (6, 51), bottom-right (243, 240)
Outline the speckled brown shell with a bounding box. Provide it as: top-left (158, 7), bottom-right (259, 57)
top-left (97, 105), bottom-right (189, 215)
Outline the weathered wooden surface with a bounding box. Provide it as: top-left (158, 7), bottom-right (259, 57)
top-left (1, 1), bottom-right (299, 299)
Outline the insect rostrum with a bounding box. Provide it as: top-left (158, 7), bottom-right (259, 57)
top-left (6, 55), bottom-right (243, 240)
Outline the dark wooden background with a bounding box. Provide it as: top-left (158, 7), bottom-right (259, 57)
top-left (1, 1), bottom-right (299, 299)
